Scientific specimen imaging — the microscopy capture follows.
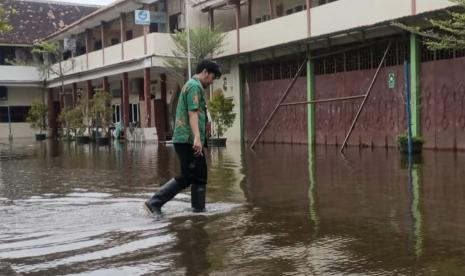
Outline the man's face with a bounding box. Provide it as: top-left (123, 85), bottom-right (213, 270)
top-left (199, 70), bottom-right (216, 88)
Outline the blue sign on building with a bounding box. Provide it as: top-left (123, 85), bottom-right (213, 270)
top-left (135, 10), bottom-right (150, 25)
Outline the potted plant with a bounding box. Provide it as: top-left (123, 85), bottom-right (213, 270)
top-left (58, 107), bottom-right (72, 141)
top-left (73, 93), bottom-right (91, 144)
top-left (59, 106), bottom-right (85, 142)
top-left (396, 133), bottom-right (424, 154)
top-left (26, 100), bottom-right (48, 141)
top-left (90, 89), bottom-right (112, 146)
top-left (208, 88), bottom-right (235, 147)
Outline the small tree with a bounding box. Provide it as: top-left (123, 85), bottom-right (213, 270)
top-left (394, 0), bottom-right (465, 50)
top-left (32, 41), bottom-right (75, 107)
top-left (164, 27), bottom-right (227, 76)
top-left (0, 2), bottom-right (14, 34)
top-left (26, 101), bottom-right (48, 134)
top-left (59, 106), bottom-right (85, 140)
top-left (208, 89), bottom-right (235, 139)
top-left (90, 89), bottom-right (112, 138)
top-left (165, 27), bottom-right (227, 131)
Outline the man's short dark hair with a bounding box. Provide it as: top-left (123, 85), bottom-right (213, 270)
top-left (196, 60), bottom-right (222, 79)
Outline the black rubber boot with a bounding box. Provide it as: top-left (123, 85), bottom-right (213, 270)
top-left (191, 184), bottom-right (206, 213)
top-left (145, 178), bottom-right (184, 215)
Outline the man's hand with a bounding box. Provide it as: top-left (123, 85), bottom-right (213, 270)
top-left (189, 110), bottom-right (202, 156)
top-left (193, 135), bottom-right (203, 156)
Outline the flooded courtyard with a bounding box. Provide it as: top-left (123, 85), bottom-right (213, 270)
top-left (1, 140), bottom-right (465, 275)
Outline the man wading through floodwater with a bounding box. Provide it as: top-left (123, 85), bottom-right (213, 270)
top-left (144, 60), bottom-right (221, 216)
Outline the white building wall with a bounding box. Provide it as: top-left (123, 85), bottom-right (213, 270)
top-left (416, 0), bottom-right (454, 14)
top-left (0, 66), bottom-right (42, 85)
top-left (311, 0), bottom-right (411, 37)
top-left (0, 86), bottom-right (45, 139)
top-left (212, 58), bottom-right (241, 142)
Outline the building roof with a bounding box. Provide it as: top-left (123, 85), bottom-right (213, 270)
top-left (43, 0), bottom-right (142, 41)
top-left (0, 0), bottom-right (100, 45)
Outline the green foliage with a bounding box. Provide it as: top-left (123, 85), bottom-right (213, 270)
top-left (208, 89), bottom-right (235, 138)
top-left (90, 89), bottom-right (112, 136)
top-left (164, 27), bottom-right (227, 75)
top-left (396, 133), bottom-right (425, 145)
top-left (32, 41), bottom-right (60, 55)
top-left (394, 0), bottom-right (465, 50)
top-left (26, 101), bottom-right (48, 134)
top-left (0, 3), bottom-right (15, 34)
top-left (58, 106), bottom-right (85, 139)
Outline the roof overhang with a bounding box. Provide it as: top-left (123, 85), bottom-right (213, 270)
top-left (192, 0), bottom-right (246, 12)
top-left (44, 0), bottom-right (161, 42)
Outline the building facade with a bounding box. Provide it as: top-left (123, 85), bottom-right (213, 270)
top-left (1, 0), bottom-right (462, 150)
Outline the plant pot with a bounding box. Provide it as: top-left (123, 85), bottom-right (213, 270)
top-left (208, 137), bottom-right (227, 147)
top-left (76, 136), bottom-right (90, 144)
top-left (399, 140), bottom-right (423, 154)
top-left (35, 134), bottom-right (46, 141)
top-left (95, 137), bottom-right (110, 146)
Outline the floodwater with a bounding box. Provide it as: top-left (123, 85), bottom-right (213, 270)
top-left (1, 140), bottom-right (465, 275)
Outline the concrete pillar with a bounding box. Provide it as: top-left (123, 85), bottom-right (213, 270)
top-left (72, 83), bottom-right (78, 107)
top-left (120, 13), bottom-right (127, 60)
top-left (154, 73), bottom-right (168, 141)
top-left (59, 90), bottom-right (64, 109)
top-left (248, 1), bottom-right (252, 26)
top-left (144, 68), bottom-right (152, 127)
top-left (410, 34), bottom-right (421, 138)
top-left (306, 0), bottom-right (312, 37)
top-left (101, 22), bottom-right (106, 64)
top-left (85, 29), bottom-right (92, 69)
top-left (268, 0), bottom-right (274, 19)
top-left (86, 80), bottom-right (93, 100)
top-left (143, 4), bottom-right (151, 55)
top-left (235, 2), bottom-right (241, 53)
top-left (122, 72), bottom-right (130, 127)
top-left (103, 76), bottom-right (110, 92)
top-left (209, 9), bottom-right (214, 30)
top-left (47, 88), bottom-right (57, 138)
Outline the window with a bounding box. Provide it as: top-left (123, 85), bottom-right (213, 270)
top-left (112, 104), bottom-right (121, 123)
top-left (318, 0), bottom-right (338, 6)
top-left (111, 38), bottom-right (120, 45)
top-left (111, 88), bottom-right (122, 98)
top-left (0, 106), bottom-right (31, 123)
top-left (169, 13), bottom-right (181, 33)
top-left (94, 40), bottom-right (102, 51)
top-left (150, 23), bottom-right (158, 33)
top-left (77, 46), bottom-right (87, 55)
top-left (126, 30), bottom-right (133, 40)
top-left (0, 86), bottom-right (7, 101)
top-left (63, 50), bottom-right (72, 60)
top-left (0, 46), bottom-right (15, 65)
top-left (129, 103), bottom-right (140, 124)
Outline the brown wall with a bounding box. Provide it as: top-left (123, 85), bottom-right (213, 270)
top-left (245, 78), bottom-right (307, 144)
top-left (244, 39), bottom-right (465, 150)
top-left (315, 66), bottom-right (406, 147)
top-left (420, 57), bottom-right (465, 150)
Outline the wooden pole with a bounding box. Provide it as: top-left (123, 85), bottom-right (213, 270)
top-left (340, 42), bottom-right (392, 152)
top-left (280, 94), bottom-right (366, 107)
top-left (250, 58), bottom-right (308, 149)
